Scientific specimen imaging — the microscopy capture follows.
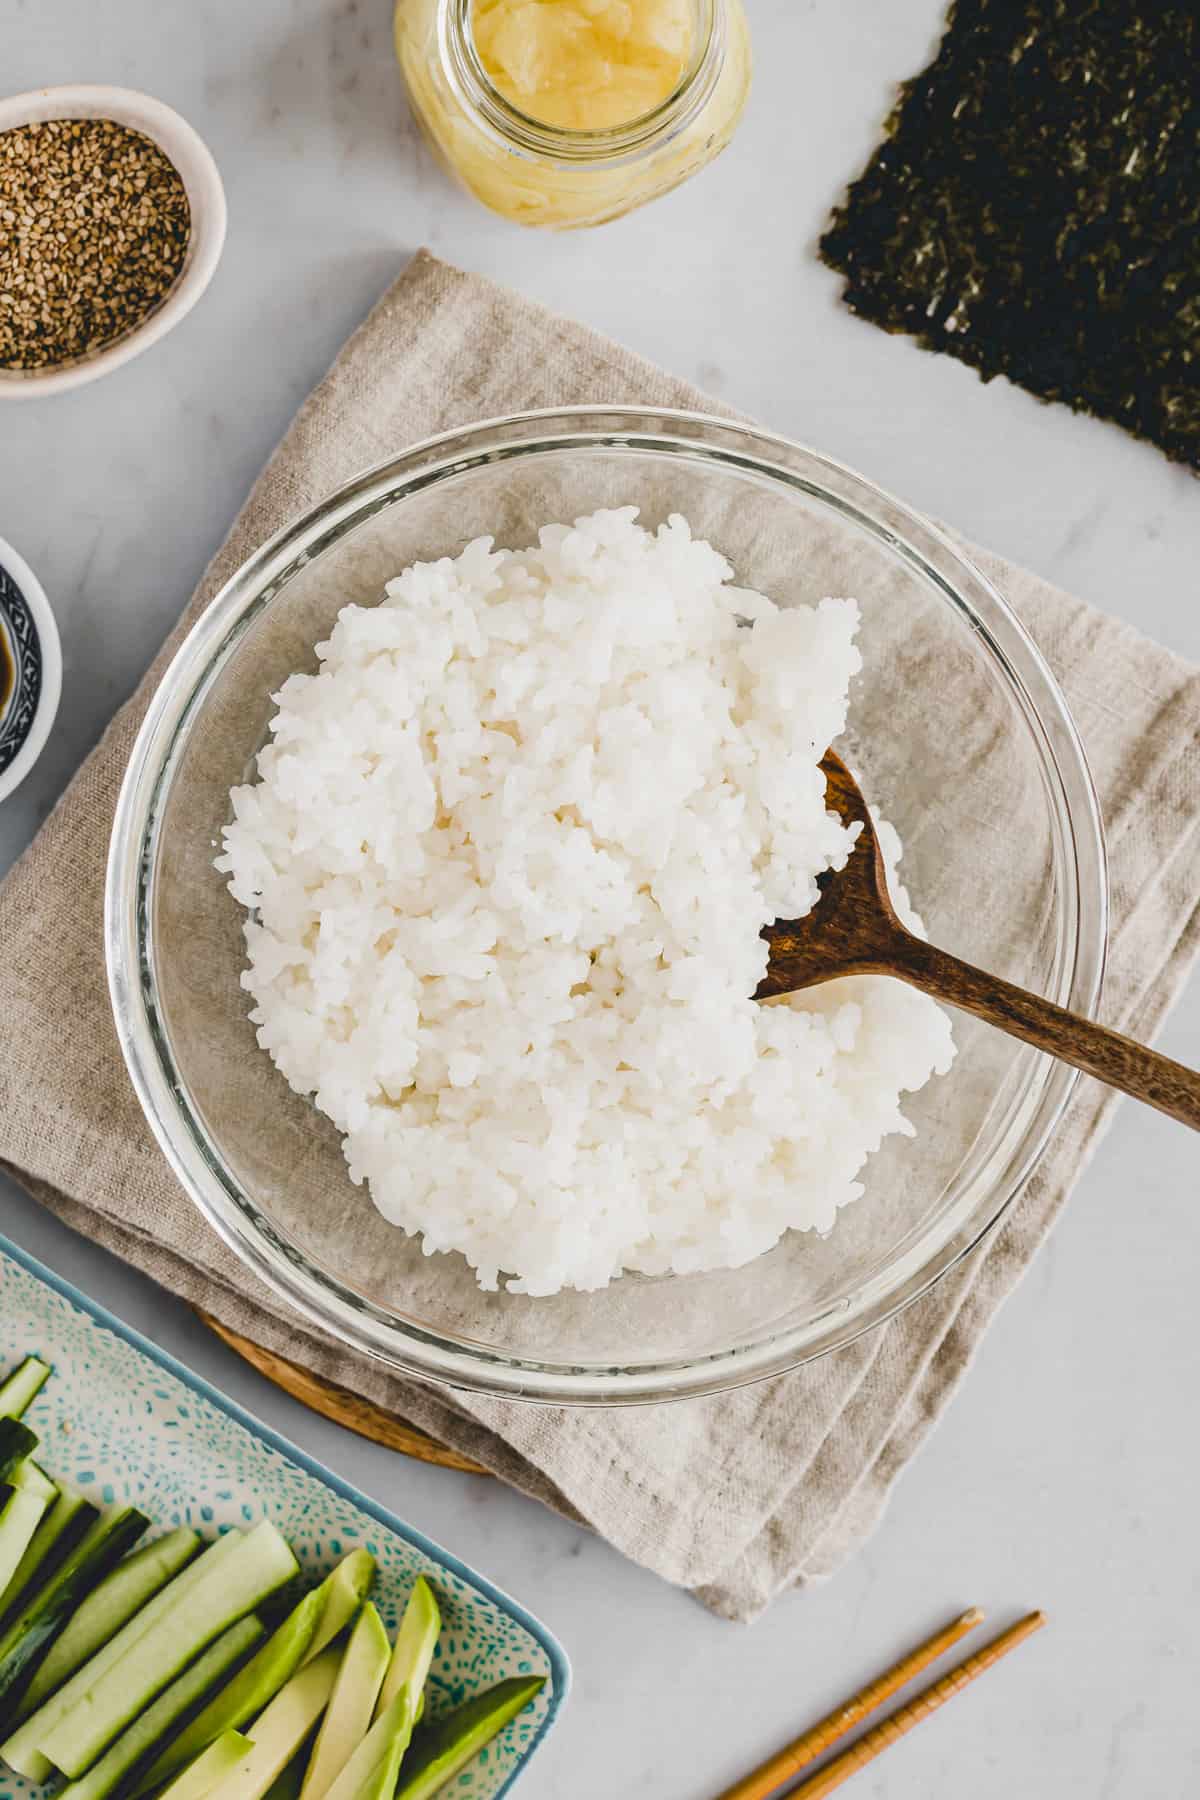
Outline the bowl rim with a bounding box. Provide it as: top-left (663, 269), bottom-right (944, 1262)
top-left (105, 407), bottom-right (1109, 1405)
top-left (0, 84), bottom-right (226, 399)
top-left (0, 530), bottom-right (62, 803)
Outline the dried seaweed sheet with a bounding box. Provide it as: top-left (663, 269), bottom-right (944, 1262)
top-left (819, 0), bottom-right (1200, 468)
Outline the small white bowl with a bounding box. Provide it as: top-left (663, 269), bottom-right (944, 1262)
top-left (0, 85), bottom-right (226, 400)
top-left (0, 532), bottom-right (61, 802)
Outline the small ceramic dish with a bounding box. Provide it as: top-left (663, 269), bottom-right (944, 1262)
top-left (0, 533), bottom-right (61, 802)
top-left (0, 85), bottom-right (226, 399)
top-left (0, 1232), bottom-right (569, 1799)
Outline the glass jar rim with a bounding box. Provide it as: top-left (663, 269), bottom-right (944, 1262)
top-left (439, 0), bottom-right (726, 163)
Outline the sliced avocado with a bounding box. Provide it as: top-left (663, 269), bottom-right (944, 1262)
top-left (300, 1601), bottom-right (390, 1800)
top-left (158, 1731), bottom-right (254, 1800)
top-left (393, 1676), bottom-right (547, 1800)
top-left (323, 1686), bottom-right (414, 1800)
top-left (373, 1577), bottom-right (440, 1725)
top-left (349, 1692), bottom-right (417, 1800)
top-left (203, 1646), bottom-right (342, 1800)
top-left (302, 1550), bottom-right (376, 1666)
top-left (262, 1751), bottom-right (309, 1800)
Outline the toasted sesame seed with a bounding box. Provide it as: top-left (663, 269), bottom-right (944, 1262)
top-left (0, 118), bottom-right (191, 371)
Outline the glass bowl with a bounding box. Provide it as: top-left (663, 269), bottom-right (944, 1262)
top-left (105, 410), bottom-right (1107, 1404)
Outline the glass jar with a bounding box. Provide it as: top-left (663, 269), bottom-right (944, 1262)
top-left (394, 0), bottom-right (752, 230)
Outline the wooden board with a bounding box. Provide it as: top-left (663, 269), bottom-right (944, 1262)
top-left (199, 1313), bottom-right (490, 1477)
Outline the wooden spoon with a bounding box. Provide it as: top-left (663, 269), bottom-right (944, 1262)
top-left (758, 750), bottom-right (1200, 1131)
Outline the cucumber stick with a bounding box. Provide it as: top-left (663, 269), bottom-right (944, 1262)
top-left (43, 1519), bottom-right (297, 1778)
top-left (303, 1550), bottom-right (376, 1666)
top-left (0, 1492), bottom-right (96, 1629)
top-left (203, 1645), bottom-right (343, 1800)
top-left (0, 1490), bottom-right (47, 1611)
top-left (59, 1615), bottom-right (265, 1800)
top-left (0, 1506), bottom-right (150, 1726)
top-left (0, 1358), bottom-right (50, 1422)
top-left (159, 1731), bottom-right (254, 1800)
top-left (132, 1583), bottom-right (326, 1795)
top-left (0, 1422), bottom-right (37, 1484)
top-left (139, 1549), bottom-right (373, 1796)
top-left (9, 1462), bottom-right (55, 1505)
top-left (1, 1528), bottom-right (245, 1782)
top-left (374, 1578), bottom-right (439, 1726)
top-left (300, 1602), bottom-right (390, 1800)
top-left (18, 1524), bottom-right (200, 1720)
top-left (324, 1687), bottom-right (414, 1800)
top-left (0, 1506), bottom-right (148, 1726)
top-left (392, 1677), bottom-right (546, 1800)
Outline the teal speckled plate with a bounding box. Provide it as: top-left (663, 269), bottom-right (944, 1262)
top-left (0, 1235), bottom-right (569, 1800)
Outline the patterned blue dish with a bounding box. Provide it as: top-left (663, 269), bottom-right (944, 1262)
top-left (0, 539), bottom-right (60, 803)
top-left (0, 1234), bottom-right (569, 1799)
top-left (0, 568), bottom-right (40, 780)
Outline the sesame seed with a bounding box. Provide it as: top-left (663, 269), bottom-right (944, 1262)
top-left (0, 118), bottom-right (191, 371)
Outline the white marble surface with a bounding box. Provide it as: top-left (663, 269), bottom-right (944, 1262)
top-left (3, 3), bottom-right (1199, 1795)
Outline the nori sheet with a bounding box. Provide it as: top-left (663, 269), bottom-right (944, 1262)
top-left (819, 0), bottom-right (1200, 469)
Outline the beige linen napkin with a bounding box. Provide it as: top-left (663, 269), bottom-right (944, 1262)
top-left (1, 251), bottom-right (1197, 1622)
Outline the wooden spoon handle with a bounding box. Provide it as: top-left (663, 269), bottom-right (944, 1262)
top-left (896, 935), bottom-right (1200, 1131)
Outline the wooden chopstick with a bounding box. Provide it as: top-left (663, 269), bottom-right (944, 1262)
top-left (784, 1611), bottom-right (1048, 1800)
top-left (712, 1606), bottom-right (985, 1800)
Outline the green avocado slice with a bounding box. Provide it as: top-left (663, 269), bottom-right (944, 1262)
top-left (158, 1732), bottom-right (254, 1800)
top-left (300, 1601), bottom-right (390, 1800)
top-left (373, 1577), bottom-right (440, 1726)
top-left (302, 1549), bottom-right (376, 1666)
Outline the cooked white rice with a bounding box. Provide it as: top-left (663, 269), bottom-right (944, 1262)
top-left (218, 509), bottom-right (954, 1295)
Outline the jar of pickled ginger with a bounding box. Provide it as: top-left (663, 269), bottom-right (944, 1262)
top-left (395, 0), bottom-right (752, 229)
